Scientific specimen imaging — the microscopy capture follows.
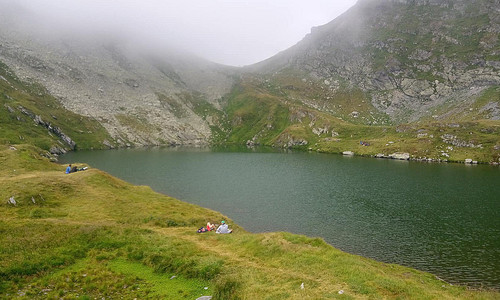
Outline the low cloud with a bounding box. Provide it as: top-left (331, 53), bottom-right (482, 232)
top-left (2, 0), bottom-right (357, 66)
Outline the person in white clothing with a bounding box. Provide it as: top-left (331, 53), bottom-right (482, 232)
top-left (216, 220), bottom-right (232, 234)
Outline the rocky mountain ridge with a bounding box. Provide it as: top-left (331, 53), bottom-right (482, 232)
top-left (253, 0), bottom-right (500, 123)
top-left (0, 10), bottom-right (236, 147)
top-left (0, 0), bottom-right (499, 163)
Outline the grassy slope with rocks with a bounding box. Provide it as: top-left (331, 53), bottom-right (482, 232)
top-left (219, 74), bottom-right (500, 164)
top-left (254, 0), bottom-right (500, 124)
top-left (224, 0), bottom-right (500, 164)
top-left (0, 61), bottom-right (114, 153)
top-left (1, 144), bottom-right (499, 299)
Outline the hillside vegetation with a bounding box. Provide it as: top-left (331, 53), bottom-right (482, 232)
top-left (219, 74), bottom-right (500, 164)
top-left (1, 144), bottom-right (499, 299)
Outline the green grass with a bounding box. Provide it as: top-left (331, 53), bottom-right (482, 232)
top-left (9, 256), bottom-right (208, 299)
top-left (222, 80), bottom-right (291, 145)
top-left (0, 145), bottom-right (498, 299)
top-left (220, 73), bottom-right (390, 151)
top-left (109, 259), bottom-right (212, 299)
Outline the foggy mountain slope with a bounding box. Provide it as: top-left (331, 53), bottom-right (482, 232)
top-left (0, 4), bottom-right (236, 147)
top-left (1, 0), bottom-right (499, 158)
top-left (250, 0), bottom-right (500, 123)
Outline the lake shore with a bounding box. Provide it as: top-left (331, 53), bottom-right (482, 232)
top-left (59, 144), bottom-right (496, 292)
top-left (3, 145), bottom-right (500, 298)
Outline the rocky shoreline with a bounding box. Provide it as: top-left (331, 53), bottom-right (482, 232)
top-left (342, 150), bottom-right (500, 166)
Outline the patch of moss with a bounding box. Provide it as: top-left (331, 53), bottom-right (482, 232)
top-left (115, 114), bottom-right (153, 134)
top-left (157, 93), bottom-right (188, 118)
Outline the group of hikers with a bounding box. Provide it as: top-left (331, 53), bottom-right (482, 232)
top-left (65, 164), bottom-right (88, 174)
top-left (197, 220), bottom-right (232, 234)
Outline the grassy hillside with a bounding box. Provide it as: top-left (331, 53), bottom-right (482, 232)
top-left (1, 145), bottom-right (498, 299)
top-left (219, 74), bottom-right (500, 164)
top-left (0, 61), bottom-right (114, 152)
top-left (242, 0), bottom-right (500, 159)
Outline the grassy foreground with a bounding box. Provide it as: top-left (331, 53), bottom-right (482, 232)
top-left (0, 145), bottom-right (498, 299)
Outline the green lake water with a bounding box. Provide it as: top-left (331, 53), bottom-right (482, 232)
top-left (60, 147), bottom-right (500, 288)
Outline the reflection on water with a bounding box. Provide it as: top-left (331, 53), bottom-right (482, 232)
top-left (61, 147), bottom-right (500, 288)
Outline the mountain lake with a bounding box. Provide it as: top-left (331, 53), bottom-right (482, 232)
top-left (60, 147), bottom-right (500, 289)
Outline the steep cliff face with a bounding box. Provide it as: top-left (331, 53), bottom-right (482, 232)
top-left (254, 0), bottom-right (500, 123)
top-left (0, 5), bottom-right (236, 147)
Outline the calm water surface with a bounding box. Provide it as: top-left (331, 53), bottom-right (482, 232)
top-left (61, 147), bottom-right (500, 288)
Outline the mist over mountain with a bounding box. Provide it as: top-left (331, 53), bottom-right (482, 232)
top-left (0, 1), bottom-right (238, 147)
top-left (1, 0), bottom-right (499, 162)
top-left (0, 0), bottom-right (358, 67)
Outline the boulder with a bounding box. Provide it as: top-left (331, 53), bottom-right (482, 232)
top-left (342, 151), bottom-right (355, 156)
top-left (464, 158), bottom-right (473, 164)
top-left (50, 146), bottom-right (67, 155)
top-left (8, 196), bottom-right (16, 206)
top-left (312, 127), bottom-right (328, 136)
top-left (102, 139), bottom-right (115, 149)
top-left (389, 152), bottom-right (410, 160)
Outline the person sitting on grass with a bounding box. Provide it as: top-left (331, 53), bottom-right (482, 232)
top-left (65, 164), bottom-right (72, 174)
top-left (207, 222), bottom-right (216, 231)
top-left (216, 220), bottom-right (232, 234)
